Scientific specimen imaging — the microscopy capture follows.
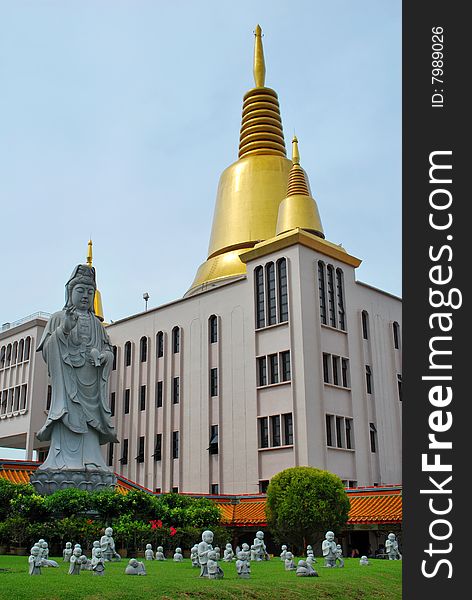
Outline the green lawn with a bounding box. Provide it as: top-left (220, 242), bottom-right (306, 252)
top-left (0, 554), bottom-right (402, 600)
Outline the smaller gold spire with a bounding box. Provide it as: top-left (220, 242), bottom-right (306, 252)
top-left (253, 24), bottom-right (266, 87)
top-left (292, 135), bottom-right (300, 165)
top-left (86, 239), bottom-right (93, 267)
top-left (85, 239), bottom-right (104, 322)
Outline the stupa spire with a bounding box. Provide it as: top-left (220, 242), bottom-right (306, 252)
top-left (85, 239), bottom-right (105, 322)
top-left (253, 24), bottom-right (266, 87)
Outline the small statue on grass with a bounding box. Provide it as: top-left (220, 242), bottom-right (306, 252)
top-left (284, 551), bottom-right (296, 571)
top-left (63, 542), bottom-right (73, 562)
top-left (155, 546), bottom-right (166, 560)
top-left (173, 547), bottom-right (183, 562)
top-left (223, 543), bottom-right (234, 562)
top-left (28, 546), bottom-right (42, 576)
top-left (125, 558), bottom-right (146, 575)
top-left (296, 559), bottom-right (319, 577)
top-left (322, 531), bottom-right (337, 567)
top-left (91, 548), bottom-right (105, 575)
top-left (198, 530), bottom-right (214, 577)
top-left (145, 544), bottom-right (155, 560)
top-left (236, 550), bottom-right (250, 579)
top-left (207, 550), bottom-right (224, 579)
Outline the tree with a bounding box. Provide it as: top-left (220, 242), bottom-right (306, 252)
top-left (265, 467), bottom-right (350, 553)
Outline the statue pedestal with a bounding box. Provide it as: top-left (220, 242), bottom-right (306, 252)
top-left (30, 468), bottom-right (117, 495)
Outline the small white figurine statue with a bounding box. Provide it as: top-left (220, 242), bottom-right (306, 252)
top-left (296, 559), bottom-right (319, 577)
top-left (29, 545), bottom-right (42, 575)
top-left (280, 544), bottom-right (288, 561)
top-left (101, 527), bottom-right (121, 561)
top-left (198, 530), bottom-right (214, 577)
top-left (335, 544), bottom-right (344, 568)
top-left (251, 530), bottom-right (269, 561)
top-left (63, 541), bottom-right (73, 562)
top-left (284, 551), bottom-right (296, 571)
top-left (80, 554), bottom-right (92, 570)
top-left (39, 541), bottom-right (59, 567)
top-left (92, 540), bottom-right (101, 558)
top-left (145, 544), bottom-right (155, 560)
top-left (155, 546), bottom-right (166, 560)
top-left (307, 551), bottom-right (316, 566)
top-left (360, 555), bottom-right (370, 566)
top-left (214, 546), bottom-right (221, 560)
top-left (191, 544), bottom-right (199, 567)
top-left (385, 533), bottom-right (401, 560)
top-left (322, 531), bottom-right (337, 567)
top-left (306, 544), bottom-right (313, 556)
top-left (236, 550), bottom-right (250, 578)
top-left (241, 542), bottom-right (250, 556)
top-left (91, 548), bottom-right (105, 575)
top-left (223, 543), bottom-right (234, 562)
top-left (125, 558), bottom-right (147, 575)
top-left (173, 547), bottom-right (184, 562)
top-left (207, 549), bottom-right (224, 579)
top-left (69, 548), bottom-right (86, 575)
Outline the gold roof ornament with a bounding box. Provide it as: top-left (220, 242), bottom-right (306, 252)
top-left (186, 26), bottom-right (292, 296)
top-left (276, 136), bottom-right (324, 238)
top-left (86, 239), bottom-right (105, 321)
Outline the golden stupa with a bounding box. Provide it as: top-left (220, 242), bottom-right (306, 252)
top-left (86, 239), bottom-right (105, 321)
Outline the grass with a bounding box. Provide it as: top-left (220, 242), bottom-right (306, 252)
top-left (0, 554), bottom-right (402, 600)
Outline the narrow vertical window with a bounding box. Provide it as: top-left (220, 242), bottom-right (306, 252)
top-left (257, 357), bottom-right (267, 386)
top-left (209, 315), bottom-right (218, 343)
top-left (327, 265), bottom-right (337, 327)
top-left (268, 354), bottom-right (279, 384)
top-left (255, 266), bottom-right (265, 328)
top-left (46, 385), bottom-right (52, 411)
top-left (322, 353), bottom-right (330, 383)
top-left (136, 436), bottom-right (145, 463)
top-left (154, 434), bottom-right (162, 461)
top-left (14, 387), bottom-right (20, 411)
top-left (0, 346), bottom-right (6, 368)
top-left (140, 336), bottom-right (148, 362)
top-left (341, 358), bottom-right (349, 388)
top-left (393, 321), bottom-right (401, 349)
top-left (326, 414), bottom-right (333, 446)
top-left (259, 417), bottom-right (269, 448)
top-left (112, 346), bottom-right (117, 370)
top-left (157, 332), bottom-right (164, 358)
top-left (336, 268), bottom-right (345, 330)
top-left (172, 327), bottom-right (180, 353)
top-left (259, 480), bottom-right (269, 493)
top-left (271, 415), bottom-right (281, 447)
top-left (120, 439), bottom-right (129, 464)
top-left (18, 339), bottom-right (24, 363)
top-left (332, 356), bottom-right (340, 386)
top-left (397, 374), bottom-right (402, 401)
top-left (107, 443), bottom-right (114, 467)
top-left (0, 392), bottom-right (5, 415)
top-left (110, 392), bottom-right (116, 416)
top-left (277, 258), bottom-right (288, 322)
top-left (366, 365), bottom-right (373, 394)
top-left (210, 368), bottom-right (218, 397)
top-left (124, 389), bottom-right (130, 414)
top-left (336, 416), bottom-right (343, 448)
top-left (283, 413), bottom-right (293, 445)
top-left (140, 385), bottom-right (146, 411)
top-left (6, 344), bottom-right (11, 366)
top-left (24, 337), bottom-right (31, 361)
top-left (209, 425), bottom-right (219, 454)
top-left (172, 431), bottom-right (179, 458)
top-left (361, 311), bottom-right (369, 340)
top-left (266, 262), bottom-right (276, 325)
top-left (318, 262), bottom-right (327, 325)
top-left (124, 341), bottom-right (132, 367)
top-left (280, 351), bottom-right (291, 382)
top-left (345, 418), bottom-right (353, 449)
top-left (20, 384), bottom-right (27, 410)
top-left (12, 342), bottom-right (18, 364)
top-left (156, 381), bottom-right (163, 407)
top-left (172, 377), bottom-right (180, 404)
top-left (211, 484), bottom-right (219, 495)
top-left (369, 423), bottom-right (377, 452)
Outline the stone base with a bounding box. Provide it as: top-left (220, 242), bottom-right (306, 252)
top-left (30, 468), bottom-right (117, 495)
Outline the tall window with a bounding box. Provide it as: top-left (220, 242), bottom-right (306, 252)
top-left (156, 381), bottom-right (163, 408)
top-left (345, 418), bottom-right (353, 449)
top-left (277, 258), bottom-right (288, 322)
top-left (172, 327), bottom-right (180, 353)
top-left (259, 417), bottom-right (269, 448)
top-left (397, 374), bottom-right (402, 401)
top-left (283, 413), bottom-right (293, 445)
top-left (318, 262), bottom-right (327, 325)
top-left (393, 321), bottom-right (401, 349)
top-left (172, 377), bottom-right (180, 404)
top-left (266, 262), bottom-right (276, 326)
top-left (12, 342), bottom-right (18, 364)
top-left (336, 416), bottom-right (343, 447)
top-left (112, 346), bottom-right (117, 370)
top-left (281, 351), bottom-right (291, 382)
top-left (210, 368), bottom-right (218, 397)
top-left (6, 344), bottom-right (11, 366)
top-left (210, 484), bottom-right (219, 495)
top-left (18, 339), bottom-right (24, 363)
top-left (322, 353), bottom-right (330, 383)
top-left (270, 415), bottom-right (281, 447)
top-left (140, 385), bottom-right (146, 411)
top-left (107, 443), bottom-right (114, 467)
top-left (257, 357), bottom-right (267, 386)
top-left (209, 425), bottom-right (219, 454)
top-left (24, 337), bottom-right (31, 361)
top-left (136, 436), bottom-right (145, 463)
top-left (124, 389), bottom-right (130, 414)
top-left (332, 356), bottom-right (340, 386)
top-left (20, 384), bottom-right (27, 410)
top-left (0, 346), bottom-right (5, 368)
top-left (110, 392), bottom-right (116, 416)
top-left (361, 311), bottom-right (369, 340)
top-left (370, 423), bottom-right (377, 452)
top-left (336, 269), bottom-right (346, 330)
top-left (120, 439), bottom-right (129, 464)
top-left (366, 365), bottom-right (373, 394)
top-left (172, 431), bottom-right (179, 459)
top-left (209, 315), bottom-right (218, 343)
top-left (326, 414), bottom-right (333, 446)
top-left (140, 336), bottom-right (148, 362)
top-left (157, 332), bottom-right (164, 358)
top-left (154, 434), bottom-right (162, 461)
top-left (268, 354), bottom-right (279, 384)
top-left (124, 341), bottom-right (132, 367)
top-left (341, 358), bottom-right (349, 388)
top-left (255, 267), bottom-right (265, 328)
top-left (327, 265), bottom-right (337, 328)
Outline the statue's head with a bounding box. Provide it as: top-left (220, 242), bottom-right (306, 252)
top-left (66, 542), bottom-right (72, 548)
top-left (286, 552), bottom-right (293, 559)
top-left (176, 548), bottom-right (182, 553)
top-left (93, 541), bottom-right (100, 547)
top-left (64, 264), bottom-right (96, 313)
top-left (31, 546), bottom-right (40, 555)
top-left (388, 533), bottom-right (396, 541)
top-left (282, 545), bottom-right (287, 550)
top-left (73, 548), bottom-right (81, 556)
top-left (208, 550), bottom-right (216, 560)
top-left (226, 543), bottom-right (232, 550)
top-left (256, 530), bottom-right (264, 540)
top-left (242, 543), bottom-right (249, 551)
top-left (95, 549), bottom-right (102, 557)
top-left (146, 544), bottom-right (152, 550)
top-left (105, 527), bottom-right (113, 537)
top-left (325, 531), bottom-right (334, 541)
top-left (361, 555), bottom-right (368, 561)
top-left (202, 530), bottom-right (213, 543)
top-left (129, 559), bottom-right (138, 567)
top-left (41, 542), bottom-right (48, 548)
top-left (157, 546), bottom-right (163, 552)
top-left (336, 544), bottom-right (341, 549)
top-left (298, 560), bottom-right (307, 567)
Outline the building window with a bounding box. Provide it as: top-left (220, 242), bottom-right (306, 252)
top-left (259, 417), bottom-right (269, 448)
top-left (369, 423), bottom-right (377, 453)
top-left (136, 436), bottom-right (145, 463)
top-left (0, 392), bottom-right (5, 415)
top-left (283, 413), bottom-right (293, 445)
top-left (0, 346), bottom-right (5, 368)
top-left (12, 342), bottom-right (18, 364)
top-left (140, 336), bottom-right (148, 362)
top-left (366, 365), bottom-right (373, 394)
top-left (326, 414), bottom-right (333, 446)
top-left (153, 434), bottom-right (162, 461)
top-left (336, 269), bottom-right (346, 330)
top-left (172, 487), bottom-right (179, 493)
top-left (110, 392), bottom-right (115, 416)
top-left (341, 358), bottom-right (349, 388)
top-left (255, 266), bottom-right (265, 328)
top-left (209, 368), bottom-right (218, 397)
top-left (209, 315), bottom-right (218, 343)
top-left (257, 356), bottom-right (267, 386)
top-left (268, 354), bottom-right (279, 384)
top-left (271, 415), bottom-right (281, 447)
top-left (124, 388), bottom-right (130, 414)
top-left (209, 425), bottom-right (219, 455)
top-left (327, 265), bottom-right (337, 328)
top-left (345, 418), bottom-right (353, 449)
top-left (6, 344), bottom-right (11, 366)
top-left (361, 311), bottom-right (369, 340)
top-left (14, 387), bottom-right (21, 411)
top-left (157, 331), bottom-right (164, 358)
top-left (120, 439), bottom-right (129, 464)
top-left (24, 337), bottom-right (31, 361)
top-left (112, 346), bottom-right (117, 370)
top-left (266, 262), bottom-right (277, 326)
top-left (172, 327), bottom-right (180, 353)
top-left (156, 381), bottom-right (163, 408)
top-left (397, 374), bottom-right (402, 401)
top-left (172, 431), bottom-right (179, 459)
top-left (210, 484), bottom-right (219, 495)
top-left (155, 487), bottom-right (161, 494)
top-left (259, 480), bottom-right (269, 493)
top-left (281, 351), bottom-right (291, 381)
top-left (46, 385), bottom-right (52, 411)
top-left (20, 384), bottom-right (27, 410)
top-left (332, 356), bottom-right (340, 386)
top-left (172, 377), bottom-right (180, 404)
top-left (318, 262), bottom-right (327, 325)
top-left (124, 341), bottom-right (132, 367)
top-left (322, 353), bottom-right (330, 383)
top-left (107, 443), bottom-right (114, 466)
top-left (336, 416), bottom-right (343, 447)
top-left (393, 321), bottom-right (401, 349)
top-left (18, 339), bottom-right (25, 363)
top-left (277, 258), bottom-right (289, 322)
top-left (140, 385), bottom-right (146, 411)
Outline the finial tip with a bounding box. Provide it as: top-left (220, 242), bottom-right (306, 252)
top-left (292, 136), bottom-right (300, 165)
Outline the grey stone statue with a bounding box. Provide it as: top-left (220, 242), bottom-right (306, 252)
top-left (223, 543), bottom-right (234, 562)
top-left (69, 548), bottom-right (86, 575)
top-left (92, 540), bottom-right (101, 558)
top-left (335, 544), bottom-right (344, 568)
top-left (280, 544), bottom-right (288, 560)
top-left (236, 550), bottom-right (250, 578)
top-left (251, 530), bottom-right (269, 561)
top-left (145, 544), bottom-right (155, 560)
top-left (39, 541), bottom-right (59, 567)
top-left (198, 530), bottom-right (214, 577)
top-left (296, 559), bottom-right (319, 577)
top-left (322, 531), bottom-right (337, 567)
top-left (284, 551), bottom-right (296, 571)
top-left (101, 527), bottom-right (121, 561)
top-left (191, 544), bottom-right (199, 567)
top-left (173, 547), bottom-right (183, 562)
top-left (360, 555), bottom-right (370, 566)
top-left (125, 558), bottom-right (146, 575)
top-left (29, 546), bottom-right (42, 575)
top-left (207, 550), bottom-right (224, 579)
top-left (155, 546), bottom-right (166, 560)
top-left (30, 264), bottom-right (118, 494)
top-left (63, 541), bottom-right (73, 562)
top-left (91, 548), bottom-right (105, 575)
top-left (385, 533), bottom-right (401, 560)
